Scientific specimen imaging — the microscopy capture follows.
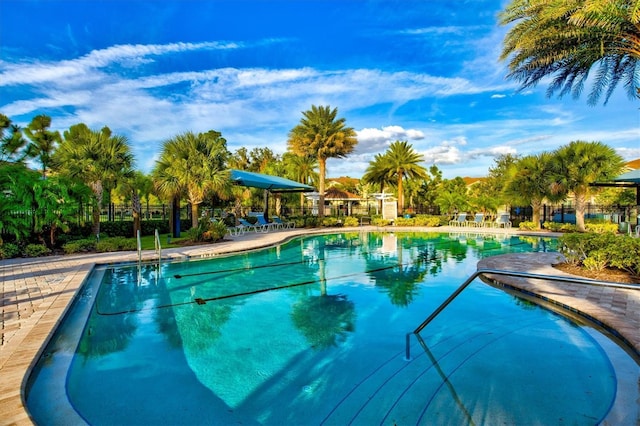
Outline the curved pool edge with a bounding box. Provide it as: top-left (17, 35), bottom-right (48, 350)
top-left (2, 226), bottom-right (635, 425)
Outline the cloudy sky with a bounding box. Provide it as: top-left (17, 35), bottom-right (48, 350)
top-left (1, 0), bottom-right (638, 179)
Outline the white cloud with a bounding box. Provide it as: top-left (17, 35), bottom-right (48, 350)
top-left (491, 94), bottom-right (506, 99)
top-left (356, 125), bottom-right (425, 153)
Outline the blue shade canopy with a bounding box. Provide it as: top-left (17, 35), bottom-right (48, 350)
top-left (612, 169), bottom-right (640, 183)
top-left (230, 169), bottom-right (315, 192)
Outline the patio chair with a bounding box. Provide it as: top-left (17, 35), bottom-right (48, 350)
top-left (248, 212), bottom-right (278, 231)
top-left (238, 218), bottom-right (268, 233)
top-left (492, 213), bottom-right (512, 228)
top-left (449, 213), bottom-right (468, 227)
top-left (468, 213), bottom-right (485, 227)
top-left (272, 216), bottom-right (295, 229)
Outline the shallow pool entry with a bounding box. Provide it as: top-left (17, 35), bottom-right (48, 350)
top-left (26, 232), bottom-right (637, 425)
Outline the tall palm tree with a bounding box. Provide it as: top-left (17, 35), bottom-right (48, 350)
top-left (23, 114), bottom-right (61, 178)
top-left (503, 153), bottom-right (559, 230)
top-left (551, 140), bottom-right (625, 231)
top-left (362, 153), bottom-right (395, 213)
top-left (283, 152), bottom-right (318, 214)
top-left (383, 141), bottom-right (428, 215)
top-left (153, 131), bottom-right (230, 229)
top-left (53, 124), bottom-right (134, 236)
top-left (500, 0), bottom-right (640, 105)
top-left (288, 105), bottom-right (357, 219)
top-left (0, 114), bottom-right (28, 164)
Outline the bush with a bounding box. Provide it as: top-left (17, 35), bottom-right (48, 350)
top-left (63, 239), bottom-right (97, 254)
top-left (559, 232), bottom-right (639, 277)
top-left (322, 217), bottom-right (341, 227)
top-left (543, 222), bottom-right (578, 232)
top-left (0, 243), bottom-right (21, 259)
top-left (518, 221), bottom-right (539, 231)
top-left (394, 217), bottom-right (414, 226)
top-left (209, 221), bottom-right (228, 241)
top-left (343, 216), bottom-right (359, 227)
top-left (24, 244), bottom-right (51, 258)
top-left (413, 215), bottom-right (441, 227)
top-left (372, 218), bottom-right (390, 227)
top-left (96, 237), bottom-right (137, 252)
top-left (585, 222), bottom-right (618, 234)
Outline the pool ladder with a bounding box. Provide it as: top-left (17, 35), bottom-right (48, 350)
top-left (136, 229), bottom-right (163, 283)
top-left (405, 268), bottom-right (639, 361)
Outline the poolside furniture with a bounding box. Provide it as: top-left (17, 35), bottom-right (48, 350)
top-left (492, 213), bottom-right (512, 228)
top-left (467, 213), bottom-right (485, 227)
top-left (238, 218), bottom-right (268, 233)
top-left (248, 212), bottom-right (279, 231)
top-left (449, 213), bottom-right (468, 227)
top-left (272, 216), bottom-right (295, 229)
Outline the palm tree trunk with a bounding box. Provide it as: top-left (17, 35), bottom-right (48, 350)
top-left (575, 190), bottom-right (587, 232)
top-left (191, 202), bottom-right (199, 229)
top-left (532, 199), bottom-right (542, 230)
top-left (397, 174), bottom-right (404, 215)
top-left (318, 158), bottom-right (326, 220)
top-left (90, 181), bottom-right (103, 237)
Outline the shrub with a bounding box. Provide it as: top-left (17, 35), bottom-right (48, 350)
top-left (372, 218), bottom-right (390, 227)
top-left (585, 222), bottom-right (618, 234)
top-left (96, 237), bottom-right (137, 252)
top-left (63, 239), bottom-right (97, 254)
top-left (518, 221), bottom-right (539, 231)
top-left (413, 215), bottom-right (441, 227)
top-left (209, 221), bottom-right (228, 241)
top-left (0, 243), bottom-right (21, 259)
top-left (543, 222), bottom-right (577, 232)
top-left (343, 216), bottom-right (359, 227)
top-left (322, 217), bottom-right (340, 227)
top-left (394, 217), bottom-right (414, 226)
top-left (558, 232), bottom-right (639, 277)
top-left (24, 244), bottom-right (51, 258)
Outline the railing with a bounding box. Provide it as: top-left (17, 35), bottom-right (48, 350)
top-left (405, 268), bottom-right (639, 361)
top-left (136, 229), bottom-right (142, 264)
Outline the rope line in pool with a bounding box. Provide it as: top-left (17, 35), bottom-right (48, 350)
top-left (95, 237), bottom-right (531, 316)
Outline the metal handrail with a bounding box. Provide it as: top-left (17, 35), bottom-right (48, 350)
top-left (136, 229), bottom-right (142, 264)
top-left (405, 268), bottom-right (639, 361)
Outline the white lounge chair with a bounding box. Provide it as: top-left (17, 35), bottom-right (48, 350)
top-left (468, 213), bottom-right (485, 227)
top-left (449, 213), bottom-right (468, 227)
top-left (492, 213), bottom-right (512, 228)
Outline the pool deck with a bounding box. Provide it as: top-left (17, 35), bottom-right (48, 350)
top-left (1, 226), bottom-right (639, 425)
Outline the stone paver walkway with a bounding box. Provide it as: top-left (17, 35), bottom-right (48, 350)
top-left (1, 226), bottom-right (638, 425)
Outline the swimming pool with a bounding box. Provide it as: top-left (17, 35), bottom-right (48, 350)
top-left (25, 232), bottom-right (638, 425)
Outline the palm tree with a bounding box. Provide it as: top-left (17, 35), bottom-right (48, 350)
top-left (500, 0), bottom-right (640, 105)
top-left (283, 152), bottom-right (318, 214)
top-left (53, 124), bottom-right (134, 236)
top-left (551, 140), bottom-right (625, 231)
top-left (23, 115), bottom-right (61, 178)
top-left (362, 153), bottom-right (395, 213)
top-left (288, 105), bottom-right (357, 219)
top-left (0, 114), bottom-right (28, 164)
top-left (503, 153), bottom-right (559, 230)
top-left (153, 131), bottom-right (230, 229)
top-left (382, 141), bottom-right (428, 215)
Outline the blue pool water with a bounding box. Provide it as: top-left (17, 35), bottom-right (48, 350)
top-left (26, 232), bottom-right (638, 425)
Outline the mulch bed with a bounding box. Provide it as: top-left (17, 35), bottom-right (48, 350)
top-left (553, 263), bottom-right (640, 284)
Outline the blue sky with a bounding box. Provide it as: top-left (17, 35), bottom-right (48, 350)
top-left (1, 0), bottom-right (638, 179)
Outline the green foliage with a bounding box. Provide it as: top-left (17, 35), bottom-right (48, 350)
top-left (209, 221), bottom-right (228, 241)
top-left (0, 243), bottom-right (21, 259)
top-left (96, 237), bottom-right (137, 252)
top-left (543, 222), bottom-right (578, 232)
top-left (372, 217), bottom-right (390, 226)
top-left (582, 250), bottom-right (608, 272)
top-left (518, 221), bottom-right (539, 231)
top-left (322, 217), bottom-right (341, 227)
top-left (343, 216), bottom-right (359, 227)
top-left (585, 222), bottom-right (618, 234)
top-left (558, 232), bottom-right (639, 277)
top-left (24, 244), bottom-right (51, 258)
top-left (63, 238), bottom-right (97, 254)
top-left (99, 221), bottom-right (133, 238)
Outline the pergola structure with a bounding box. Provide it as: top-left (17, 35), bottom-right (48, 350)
top-left (592, 169), bottom-right (640, 206)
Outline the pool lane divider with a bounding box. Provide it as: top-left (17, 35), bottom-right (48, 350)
top-left (95, 237), bottom-right (533, 316)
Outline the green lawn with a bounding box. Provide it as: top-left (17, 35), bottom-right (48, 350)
top-left (137, 234), bottom-right (189, 250)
